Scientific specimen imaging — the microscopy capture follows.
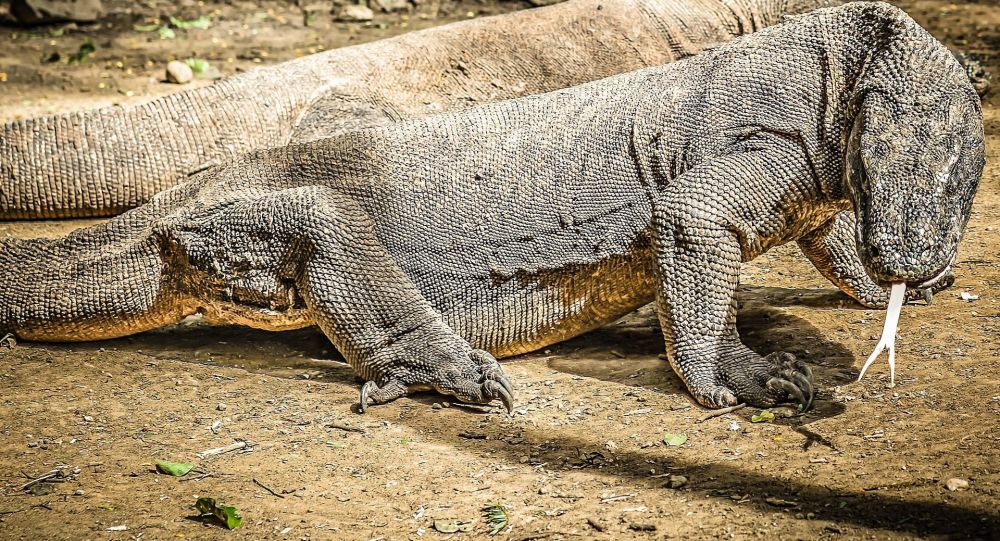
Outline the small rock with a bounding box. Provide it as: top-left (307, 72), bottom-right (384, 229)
top-left (664, 474), bottom-right (688, 489)
top-left (628, 523), bottom-right (656, 532)
top-left (369, 0), bottom-right (409, 12)
top-left (945, 478), bottom-right (969, 491)
top-left (586, 518), bottom-right (607, 532)
top-left (11, 0), bottom-right (103, 24)
top-left (216, 403), bottom-right (227, 411)
top-left (431, 403), bottom-right (442, 410)
top-left (334, 4), bottom-right (374, 22)
top-left (959, 291), bottom-right (979, 301)
top-left (82, 415), bottom-right (94, 422)
top-left (165, 61), bottom-right (193, 85)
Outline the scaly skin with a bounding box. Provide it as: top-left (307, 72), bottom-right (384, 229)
top-left (0, 0), bottom-right (841, 220)
top-left (0, 3), bottom-right (984, 412)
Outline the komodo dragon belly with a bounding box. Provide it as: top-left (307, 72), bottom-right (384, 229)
top-left (438, 245), bottom-right (659, 358)
top-left (186, 239), bottom-right (658, 359)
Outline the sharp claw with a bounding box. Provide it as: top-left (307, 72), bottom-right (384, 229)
top-left (492, 382), bottom-right (515, 414)
top-left (359, 381), bottom-right (376, 414)
top-left (795, 360), bottom-right (813, 384)
top-left (770, 378), bottom-right (807, 407)
top-left (497, 375), bottom-right (514, 397)
top-left (790, 372), bottom-right (814, 411)
top-left (921, 288), bottom-right (933, 305)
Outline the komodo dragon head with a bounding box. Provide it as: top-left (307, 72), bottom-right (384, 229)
top-left (843, 10), bottom-right (985, 290)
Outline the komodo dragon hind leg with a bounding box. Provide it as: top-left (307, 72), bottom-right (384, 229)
top-left (266, 190), bottom-right (515, 413)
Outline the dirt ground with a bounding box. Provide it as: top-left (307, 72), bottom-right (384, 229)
top-left (0, 0), bottom-right (998, 539)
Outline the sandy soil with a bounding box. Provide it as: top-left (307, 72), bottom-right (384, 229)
top-left (0, 0), bottom-right (998, 539)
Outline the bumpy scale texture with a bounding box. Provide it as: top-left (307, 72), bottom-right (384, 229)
top-left (0, 0), bottom-right (856, 220)
top-left (0, 3), bottom-right (985, 411)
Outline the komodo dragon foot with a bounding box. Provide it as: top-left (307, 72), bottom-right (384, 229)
top-left (690, 352), bottom-right (814, 411)
top-left (358, 349), bottom-right (514, 414)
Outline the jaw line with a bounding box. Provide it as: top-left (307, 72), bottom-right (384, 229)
top-left (915, 262), bottom-right (953, 290)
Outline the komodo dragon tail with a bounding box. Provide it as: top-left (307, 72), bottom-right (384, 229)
top-left (0, 211), bottom-right (193, 341)
top-left (0, 0), bottom-right (841, 221)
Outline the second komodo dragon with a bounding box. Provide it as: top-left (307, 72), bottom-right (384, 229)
top-left (0, 2), bottom-right (984, 412)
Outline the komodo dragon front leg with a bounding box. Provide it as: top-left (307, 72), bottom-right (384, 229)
top-left (651, 140), bottom-right (817, 409)
top-left (798, 211), bottom-right (955, 308)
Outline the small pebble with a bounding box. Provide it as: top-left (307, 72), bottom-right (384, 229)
top-left (165, 60), bottom-right (193, 84)
top-left (217, 403), bottom-right (227, 411)
top-left (83, 415), bottom-right (94, 422)
top-left (665, 474), bottom-right (688, 489)
top-left (334, 4), bottom-right (374, 22)
top-left (945, 478), bottom-right (969, 491)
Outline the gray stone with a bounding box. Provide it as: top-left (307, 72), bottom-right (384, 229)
top-left (369, 0), bottom-right (410, 13)
top-left (165, 61), bottom-right (193, 85)
top-left (334, 3), bottom-right (374, 22)
top-left (10, 0), bottom-right (104, 24)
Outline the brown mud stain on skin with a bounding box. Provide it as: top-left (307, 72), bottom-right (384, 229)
top-left (1, 0), bottom-right (1000, 538)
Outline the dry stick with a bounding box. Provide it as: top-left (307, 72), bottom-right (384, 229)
top-left (325, 422), bottom-right (365, 434)
top-left (196, 440), bottom-right (251, 459)
top-left (18, 470), bottom-right (61, 491)
top-left (252, 478), bottom-right (285, 499)
top-left (696, 403), bottom-right (747, 423)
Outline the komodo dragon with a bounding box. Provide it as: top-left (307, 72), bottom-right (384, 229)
top-left (2, 0), bottom-right (845, 220)
top-left (0, 2), bottom-right (983, 412)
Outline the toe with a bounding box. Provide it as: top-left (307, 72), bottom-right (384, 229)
top-left (485, 380), bottom-right (515, 414)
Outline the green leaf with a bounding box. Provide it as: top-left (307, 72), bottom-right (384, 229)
top-left (169, 15), bottom-right (212, 29)
top-left (751, 410), bottom-right (775, 423)
top-left (433, 519), bottom-right (473, 533)
top-left (158, 26), bottom-right (176, 40)
top-left (481, 502), bottom-right (509, 536)
top-left (68, 39), bottom-right (95, 64)
top-left (132, 23), bottom-right (160, 32)
top-left (194, 497), bottom-right (243, 530)
top-left (155, 460), bottom-right (193, 477)
top-left (662, 432), bottom-right (688, 447)
top-left (184, 58), bottom-right (210, 76)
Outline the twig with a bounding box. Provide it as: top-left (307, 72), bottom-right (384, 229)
top-left (696, 403), bottom-right (746, 423)
top-left (325, 422), bottom-right (365, 434)
top-left (253, 478), bottom-right (285, 499)
top-left (599, 493), bottom-right (636, 504)
top-left (178, 472), bottom-right (217, 482)
top-left (0, 333), bottom-right (15, 348)
top-left (196, 440), bottom-right (251, 459)
top-left (19, 470), bottom-right (62, 491)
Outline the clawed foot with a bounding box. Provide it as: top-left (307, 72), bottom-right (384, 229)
top-left (357, 349), bottom-right (514, 414)
top-left (690, 352), bottom-right (814, 412)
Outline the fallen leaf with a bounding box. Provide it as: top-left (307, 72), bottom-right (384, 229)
top-left (751, 410), bottom-right (775, 423)
top-left (662, 433), bottom-right (688, 447)
top-left (155, 460), bottom-right (193, 477)
top-left (169, 16), bottom-right (212, 29)
top-left (194, 497), bottom-right (243, 530)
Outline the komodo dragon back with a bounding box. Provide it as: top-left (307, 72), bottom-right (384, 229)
top-left (0, 0), bottom-right (840, 219)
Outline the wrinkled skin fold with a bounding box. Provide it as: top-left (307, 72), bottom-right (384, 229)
top-left (0, 3), bottom-right (984, 411)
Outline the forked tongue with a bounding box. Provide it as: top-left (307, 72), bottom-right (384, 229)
top-left (857, 282), bottom-right (906, 384)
